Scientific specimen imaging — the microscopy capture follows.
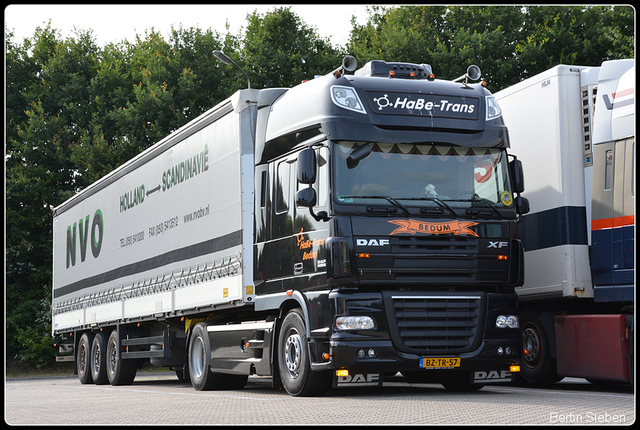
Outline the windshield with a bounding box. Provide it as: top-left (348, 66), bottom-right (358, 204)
top-left (333, 141), bottom-right (514, 211)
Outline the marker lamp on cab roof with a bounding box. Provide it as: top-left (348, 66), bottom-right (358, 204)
top-left (331, 86), bottom-right (367, 114)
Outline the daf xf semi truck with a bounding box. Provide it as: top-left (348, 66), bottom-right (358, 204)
top-left (53, 56), bottom-right (528, 396)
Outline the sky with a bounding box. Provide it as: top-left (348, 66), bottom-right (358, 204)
top-left (5, 4), bottom-right (373, 48)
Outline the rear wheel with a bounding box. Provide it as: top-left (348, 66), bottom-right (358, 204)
top-left (77, 332), bottom-right (94, 384)
top-left (278, 309), bottom-right (332, 397)
top-left (90, 331), bottom-right (109, 385)
top-left (106, 329), bottom-right (137, 386)
top-left (188, 323), bottom-right (230, 391)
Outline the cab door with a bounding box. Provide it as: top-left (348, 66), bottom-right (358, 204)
top-left (264, 155), bottom-right (296, 290)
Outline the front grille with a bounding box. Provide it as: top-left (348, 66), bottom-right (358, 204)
top-left (384, 293), bottom-right (484, 354)
top-left (393, 234), bottom-right (478, 253)
top-left (356, 234), bottom-right (510, 285)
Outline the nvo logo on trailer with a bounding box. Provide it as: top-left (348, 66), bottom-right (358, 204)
top-left (66, 209), bottom-right (104, 268)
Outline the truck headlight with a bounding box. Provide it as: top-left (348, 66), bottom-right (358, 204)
top-left (485, 96), bottom-right (502, 120)
top-left (496, 315), bottom-right (519, 329)
top-left (331, 86), bottom-right (367, 114)
top-left (336, 316), bottom-right (376, 330)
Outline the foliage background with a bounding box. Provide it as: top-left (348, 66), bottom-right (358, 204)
top-left (4, 6), bottom-right (634, 368)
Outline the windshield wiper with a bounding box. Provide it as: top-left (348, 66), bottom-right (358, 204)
top-left (339, 195), bottom-right (410, 215)
top-left (443, 196), bottom-right (503, 218)
top-left (398, 197), bottom-right (457, 216)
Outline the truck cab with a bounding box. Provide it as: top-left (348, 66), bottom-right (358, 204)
top-left (252, 59), bottom-right (527, 394)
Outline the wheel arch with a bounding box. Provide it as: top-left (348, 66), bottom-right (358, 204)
top-left (256, 291), bottom-right (311, 337)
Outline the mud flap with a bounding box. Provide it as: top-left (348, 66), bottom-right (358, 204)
top-left (472, 369), bottom-right (515, 384)
top-left (333, 372), bottom-right (383, 388)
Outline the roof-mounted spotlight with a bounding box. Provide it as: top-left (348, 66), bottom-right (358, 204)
top-left (453, 65), bottom-right (482, 86)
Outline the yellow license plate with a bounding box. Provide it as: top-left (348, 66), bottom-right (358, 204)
top-left (419, 357), bottom-right (461, 369)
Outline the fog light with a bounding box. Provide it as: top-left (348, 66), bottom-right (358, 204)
top-left (497, 347), bottom-right (504, 355)
top-left (357, 349), bottom-right (366, 358)
top-left (368, 348), bottom-right (376, 357)
top-left (505, 347), bottom-right (512, 355)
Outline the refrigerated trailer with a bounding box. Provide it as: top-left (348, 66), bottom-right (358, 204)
top-left (495, 59), bottom-right (634, 384)
top-left (53, 56), bottom-right (529, 396)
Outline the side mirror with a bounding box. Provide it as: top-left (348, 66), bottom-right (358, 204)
top-left (347, 144), bottom-right (372, 169)
top-left (296, 187), bottom-right (317, 208)
top-left (509, 158), bottom-right (525, 194)
top-left (515, 196), bottom-right (530, 215)
top-left (297, 148), bottom-right (316, 184)
top-left (296, 187), bottom-right (329, 222)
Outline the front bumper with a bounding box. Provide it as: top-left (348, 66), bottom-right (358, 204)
top-left (309, 289), bottom-right (521, 386)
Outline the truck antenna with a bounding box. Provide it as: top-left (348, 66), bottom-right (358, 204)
top-left (213, 50), bottom-right (251, 89)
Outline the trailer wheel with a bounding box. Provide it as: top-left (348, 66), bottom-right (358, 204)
top-left (77, 332), bottom-right (94, 384)
top-left (277, 309), bottom-right (332, 397)
top-left (90, 331), bottom-right (109, 385)
top-left (106, 329), bottom-right (137, 386)
top-left (519, 311), bottom-right (561, 385)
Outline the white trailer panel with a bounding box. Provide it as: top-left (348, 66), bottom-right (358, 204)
top-left (496, 66), bottom-right (595, 300)
top-left (52, 90), bottom-right (258, 333)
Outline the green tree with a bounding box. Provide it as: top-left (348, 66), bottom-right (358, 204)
top-left (348, 6), bottom-right (447, 65)
top-left (242, 7), bottom-right (344, 89)
top-left (517, 5), bottom-right (635, 79)
top-left (348, 5), bottom-right (634, 90)
top-left (6, 25), bottom-right (99, 364)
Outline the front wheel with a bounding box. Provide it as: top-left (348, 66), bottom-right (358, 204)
top-left (519, 311), bottom-right (562, 385)
top-left (277, 309), bottom-right (332, 397)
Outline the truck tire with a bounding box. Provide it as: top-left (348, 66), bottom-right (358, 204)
top-left (77, 332), bottom-right (94, 384)
top-left (519, 311), bottom-right (561, 385)
top-left (277, 309), bottom-right (332, 397)
top-left (187, 323), bottom-right (224, 390)
top-left (90, 331), bottom-right (109, 385)
top-left (188, 323), bottom-right (250, 391)
top-left (106, 329), bottom-right (137, 386)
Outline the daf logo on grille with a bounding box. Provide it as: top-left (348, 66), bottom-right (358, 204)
top-left (357, 239), bottom-right (389, 247)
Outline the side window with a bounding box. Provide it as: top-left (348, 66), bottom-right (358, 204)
top-left (275, 160), bottom-right (290, 214)
top-left (316, 146), bottom-right (329, 207)
top-left (260, 171), bottom-right (268, 208)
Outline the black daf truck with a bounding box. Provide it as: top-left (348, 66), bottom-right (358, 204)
top-left (54, 56), bottom-right (528, 397)
top-left (252, 57), bottom-right (528, 395)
